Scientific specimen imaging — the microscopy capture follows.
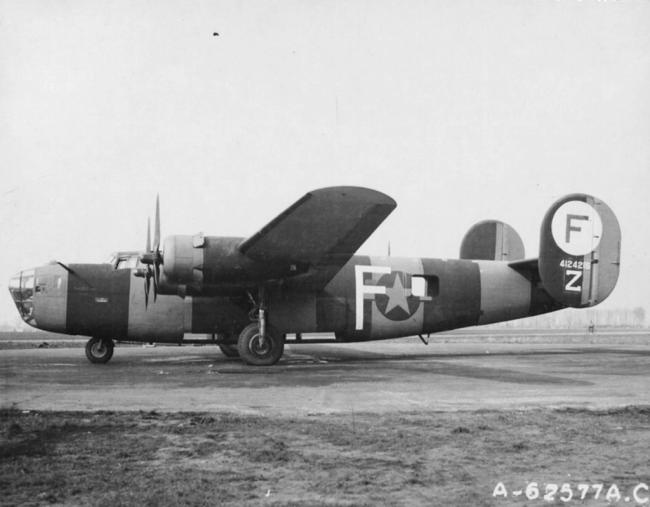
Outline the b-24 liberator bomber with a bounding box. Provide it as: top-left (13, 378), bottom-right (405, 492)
top-left (8, 187), bottom-right (620, 366)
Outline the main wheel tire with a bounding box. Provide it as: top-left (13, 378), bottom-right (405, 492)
top-left (237, 323), bottom-right (284, 366)
top-left (85, 337), bottom-right (114, 364)
top-left (218, 343), bottom-right (240, 358)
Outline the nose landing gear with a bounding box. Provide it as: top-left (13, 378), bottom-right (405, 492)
top-left (85, 336), bottom-right (114, 364)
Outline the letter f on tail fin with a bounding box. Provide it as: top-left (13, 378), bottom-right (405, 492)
top-left (538, 194), bottom-right (621, 308)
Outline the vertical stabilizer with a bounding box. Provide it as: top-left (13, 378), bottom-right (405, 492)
top-left (460, 221), bottom-right (525, 261)
top-left (539, 194), bottom-right (620, 308)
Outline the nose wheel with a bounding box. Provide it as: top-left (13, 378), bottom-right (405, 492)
top-left (85, 337), bottom-right (114, 364)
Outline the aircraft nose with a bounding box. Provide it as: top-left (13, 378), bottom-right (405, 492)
top-left (8, 269), bottom-right (37, 326)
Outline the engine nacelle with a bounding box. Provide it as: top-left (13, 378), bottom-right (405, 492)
top-left (160, 234), bottom-right (300, 296)
top-left (162, 235), bottom-right (205, 285)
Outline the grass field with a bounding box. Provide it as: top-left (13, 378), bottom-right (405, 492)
top-left (2, 407), bottom-right (649, 506)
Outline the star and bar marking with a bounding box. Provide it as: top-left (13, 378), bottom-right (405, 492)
top-left (355, 265), bottom-right (430, 330)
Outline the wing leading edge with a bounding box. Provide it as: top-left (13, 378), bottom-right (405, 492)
top-left (239, 186), bottom-right (396, 289)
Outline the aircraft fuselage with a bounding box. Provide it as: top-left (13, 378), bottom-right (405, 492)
top-left (9, 254), bottom-right (559, 343)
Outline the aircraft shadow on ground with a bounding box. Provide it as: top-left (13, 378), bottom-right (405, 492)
top-left (95, 347), bottom-right (602, 388)
top-left (25, 345), bottom-right (646, 389)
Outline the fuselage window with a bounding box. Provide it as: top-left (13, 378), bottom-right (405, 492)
top-left (411, 275), bottom-right (439, 298)
top-left (35, 276), bottom-right (48, 293)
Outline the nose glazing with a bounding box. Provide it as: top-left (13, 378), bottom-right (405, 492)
top-left (8, 269), bottom-right (37, 326)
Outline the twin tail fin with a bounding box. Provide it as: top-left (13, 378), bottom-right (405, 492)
top-left (461, 194), bottom-right (621, 308)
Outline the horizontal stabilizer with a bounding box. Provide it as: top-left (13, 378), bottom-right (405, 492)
top-left (508, 257), bottom-right (538, 277)
top-left (460, 220), bottom-right (525, 261)
top-left (538, 193), bottom-right (621, 308)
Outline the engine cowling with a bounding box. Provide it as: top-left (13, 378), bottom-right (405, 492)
top-left (162, 235), bottom-right (205, 285)
top-left (159, 234), bottom-right (301, 296)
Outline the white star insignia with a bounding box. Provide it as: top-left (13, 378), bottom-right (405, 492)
top-left (383, 274), bottom-right (410, 314)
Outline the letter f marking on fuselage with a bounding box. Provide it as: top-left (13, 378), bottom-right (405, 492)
top-left (355, 265), bottom-right (391, 330)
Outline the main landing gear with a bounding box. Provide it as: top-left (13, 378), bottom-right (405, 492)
top-left (85, 336), bottom-right (114, 364)
top-left (237, 322), bottom-right (284, 366)
top-left (236, 288), bottom-right (285, 366)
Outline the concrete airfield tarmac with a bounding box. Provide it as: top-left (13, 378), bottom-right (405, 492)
top-left (1, 329), bottom-right (649, 414)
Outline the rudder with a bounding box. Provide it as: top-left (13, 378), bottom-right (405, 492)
top-left (539, 194), bottom-right (621, 308)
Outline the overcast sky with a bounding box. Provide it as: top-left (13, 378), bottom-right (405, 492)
top-left (1, 0), bottom-right (649, 327)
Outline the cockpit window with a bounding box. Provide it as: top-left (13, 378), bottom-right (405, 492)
top-left (115, 256), bottom-right (139, 270)
top-left (108, 252), bottom-right (141, 270)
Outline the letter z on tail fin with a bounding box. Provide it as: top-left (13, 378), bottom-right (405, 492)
top-left (538, 194), bottom-right (621, 308)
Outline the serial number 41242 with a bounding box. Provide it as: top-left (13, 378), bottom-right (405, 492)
top-left (559, 259), bottom-right (588, 270)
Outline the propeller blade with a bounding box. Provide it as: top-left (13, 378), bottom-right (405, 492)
top-left (140, 195), bottom-right (162, 306)
top-left (146, 217), bottom-right (151, 253)
top-left (144, 272), bottom-right (150, 308)
top-left (153, 264), bottom-right (159, 302)
top-left (153, 194), bottom-right (160, 252)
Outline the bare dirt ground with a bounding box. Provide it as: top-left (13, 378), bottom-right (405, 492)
top-left (1, 407), bottom-right (649, 507)
top-left (1, 330), bottom-right (649, 506)
top-left (2, 337), bottom-right (649, 413)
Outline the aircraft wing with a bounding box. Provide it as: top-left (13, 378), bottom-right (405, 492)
top-left (239, 186), bottom-right (396, 289)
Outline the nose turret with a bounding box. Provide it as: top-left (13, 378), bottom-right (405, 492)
top-left (8, 269), bottom-right (37, 327)
top-left (8, 264), bottom-right (69, 332)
